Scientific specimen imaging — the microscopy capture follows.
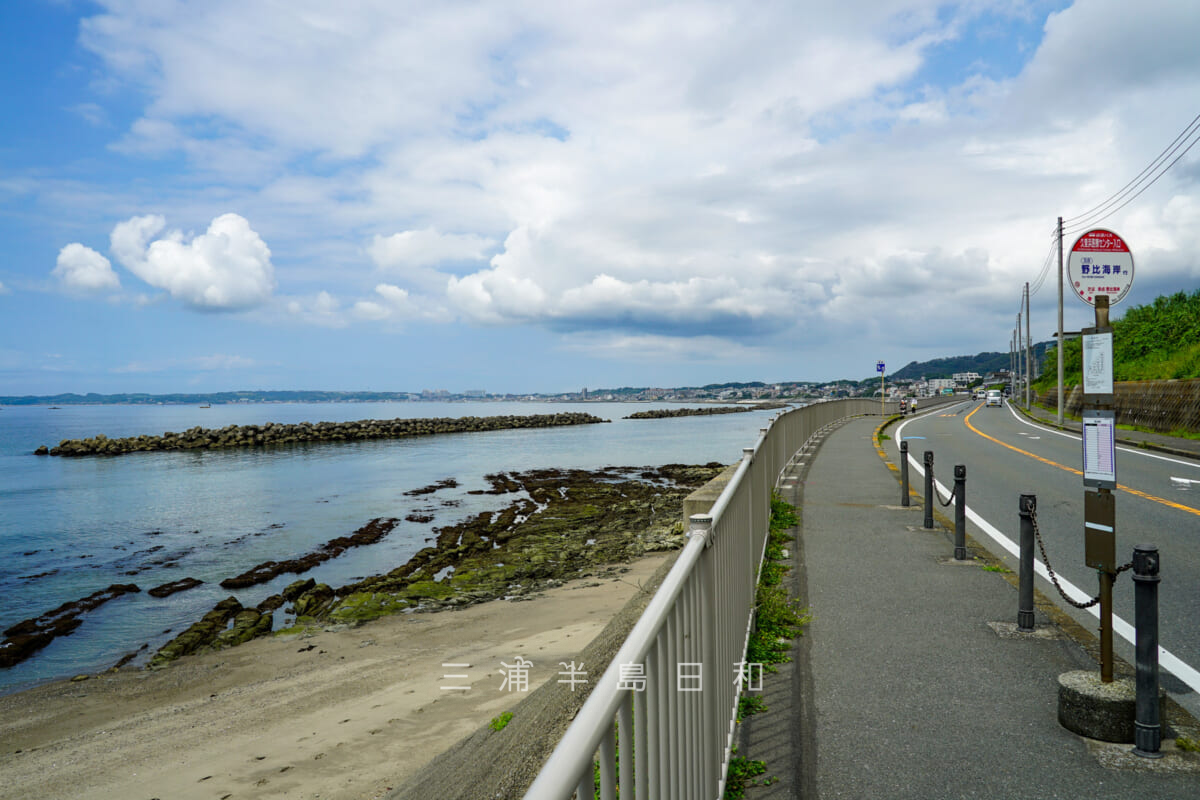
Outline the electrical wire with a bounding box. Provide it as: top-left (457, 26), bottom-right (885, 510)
top-left (1063, 129), bottom-right (1200, 236)
top-left (1062, 113), bottom-right (1200, 236)
top-left (1061, 112), bottom-right (1200, 226)
top-left (1025, 113), bottom-right (1200, 309)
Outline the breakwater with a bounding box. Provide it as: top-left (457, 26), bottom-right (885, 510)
top-left (624, 406), bottom-right (751, 419)
top-left (624, 402), bottom-right (782, 422)
top-left (33, 412), bottom-right (609, 456)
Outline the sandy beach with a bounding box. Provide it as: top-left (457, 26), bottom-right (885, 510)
top-left (0, 553), bottom-right (672, 800)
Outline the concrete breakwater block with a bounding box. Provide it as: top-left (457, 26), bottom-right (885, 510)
top-left (1058, 670), bottom-right (1163, 743)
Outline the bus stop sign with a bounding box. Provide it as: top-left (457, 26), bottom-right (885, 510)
top-left (1067, 229), bottom-right (1134, 306)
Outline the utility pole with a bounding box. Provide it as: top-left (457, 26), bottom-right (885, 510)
top-left (1010, 330), bottom-right (1016, 397)
top-left (1025, 281), bottom-right (1032, 409)
top-left (1016, 312), bottom-right (1022, 401)
top-left (1057, 216), bottom-right (1065, 425)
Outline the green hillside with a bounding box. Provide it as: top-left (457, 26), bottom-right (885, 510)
top-left (890, 346), bottom-right (1050, 381)
top-left (1034, 289), bottom-right (1200, 389)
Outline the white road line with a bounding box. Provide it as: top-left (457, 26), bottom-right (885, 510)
top-left (1007, 403), bottom-right (1200, 470)
top-left (893, 413), bottom-right (1200, 695)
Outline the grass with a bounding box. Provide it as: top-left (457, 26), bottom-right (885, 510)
top-left (1177, 735), bottom-right (1200, 753)
top-left (724, 752), bottom-right (768, 799)
top-left (489, 711), bottom-right (513, 732)
top-left (721, 493), bottom-right (810, 797)
top-left (737, 694), bottom-right (768, 722)
top-left (745, 494), bottom-right (811, 670)
top-left (981, 564), bottom-right (1012, 574)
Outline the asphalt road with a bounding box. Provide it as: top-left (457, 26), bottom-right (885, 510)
top-left (893, 399), bottom-right (1200, 717)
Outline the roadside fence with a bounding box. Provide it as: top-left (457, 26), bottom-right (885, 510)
top-left (522, 398), bottom-right (893, 800)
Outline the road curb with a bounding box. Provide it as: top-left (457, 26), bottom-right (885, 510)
top-left (869, 416), bottom-right (1200, 750)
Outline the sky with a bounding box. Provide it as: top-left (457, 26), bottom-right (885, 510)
top-left (1, 0), bottom-right (1198, 396)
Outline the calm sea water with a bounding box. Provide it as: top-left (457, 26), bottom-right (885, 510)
top-left (0, 401), bottom-right (780, 695)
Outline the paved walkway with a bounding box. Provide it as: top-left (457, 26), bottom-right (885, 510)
top-left (739, 415), bottom-right (1199, 799)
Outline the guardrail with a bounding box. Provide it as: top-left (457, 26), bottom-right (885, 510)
top-left (523, 398), bottom-right (893, 800)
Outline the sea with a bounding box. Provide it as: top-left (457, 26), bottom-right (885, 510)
top-left (0, 400), bottom-right (783, 695)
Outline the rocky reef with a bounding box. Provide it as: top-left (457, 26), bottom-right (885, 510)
top-left (147, 596), bottom-right (275, 669)
top-left (33, 413), bottom-right (609, 456)
top-left (295, 463), bottom-right (726, 628)
top-left (94, 462), bottom-right (726, 670)
top-left (219, 517), bottom-right (400, 589)
top-left (1, 584), bottom-right (141, 668)
top-left (147, 577), bottom-right (204, 598)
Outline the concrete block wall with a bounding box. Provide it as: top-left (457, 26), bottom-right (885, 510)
top-left (1039, 378), bottom-right (1200, 434)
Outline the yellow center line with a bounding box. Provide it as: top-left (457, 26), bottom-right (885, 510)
top-left (963, 404), bottom-right (1200, 517)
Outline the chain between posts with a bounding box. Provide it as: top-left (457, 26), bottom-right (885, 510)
top-left (928, 464), bottom-right (957, 508)
top-left (1030, 506), bottom-right (1133, 609)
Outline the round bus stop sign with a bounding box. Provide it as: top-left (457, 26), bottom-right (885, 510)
top-left (1067, 229), bottom-right (1134, 306)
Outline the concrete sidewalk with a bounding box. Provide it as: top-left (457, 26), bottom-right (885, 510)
top-left (739, 415), bottom-right (1199, 799)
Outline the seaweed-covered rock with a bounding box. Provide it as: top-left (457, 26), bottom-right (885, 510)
top-left (329, 464), bottom-right (724, 618)
top-left (293, 583), bottom-right (335, 618)
top-left (148, 596), bottom-right (244, 669)
top-left (281, 578), bottom-right (317, 601)
top-left (220, 518), bottom-right (400, 589)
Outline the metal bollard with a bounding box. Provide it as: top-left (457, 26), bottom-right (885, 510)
top-left (1017, 493), bottom-right (1036, 632)
top-left (923, 451), bottom-right (934, 529)
top-left (954, 465), bottom-right (967, 560)
top-left (900, 440), bottom-right (910, 507)
top-left (1133, 544), bottom-right (1163, 758)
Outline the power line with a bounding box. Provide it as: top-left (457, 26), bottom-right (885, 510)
top-left (1063, 128), bottom-right (1200, 236)
top-left (1062, 112), bottom-right (1200, 225)
top-left (1062, 113), bottom-right (1200, 235)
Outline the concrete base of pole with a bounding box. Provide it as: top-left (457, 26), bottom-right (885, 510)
top-left (1057, 671), bottom-right (1164, 744)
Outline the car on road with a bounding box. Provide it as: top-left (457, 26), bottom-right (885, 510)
top-left (986, 389), bottom-right (1002, 407)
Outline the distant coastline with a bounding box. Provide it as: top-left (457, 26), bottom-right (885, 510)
top-left (0, 386), bottom-right (801, 406)
top-left (0, 390), bottom-right (507, 406)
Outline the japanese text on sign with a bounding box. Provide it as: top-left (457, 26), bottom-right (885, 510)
top-left (1067, 229), bottom-right (1135, 307)
top-left (1082, 411), bottom-right (1116, 488)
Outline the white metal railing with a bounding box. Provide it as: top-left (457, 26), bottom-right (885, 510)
top-left (523, 398), bottom-right (891, 800)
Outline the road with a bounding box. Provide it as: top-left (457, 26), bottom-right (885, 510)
top-left (893, 398), bottom-right (1200, 716)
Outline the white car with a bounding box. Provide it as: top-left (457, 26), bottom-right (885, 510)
top-left (986, 390), bottom-right (1002, 407)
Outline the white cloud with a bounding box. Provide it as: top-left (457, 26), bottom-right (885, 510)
top-left (0, 281), bottom-right (9, 296)
top-left (368, 228), bottom-right (495, 270)
top-left (286, 290), bottom-right (346, 327)
top-left (17, 0), bottom-right (1198, 385)
top-left (111, 213), bottom-right (275, 310)
top-left (53, 243), bottom-right (121, 293)
top-left (560, 332), bottom-right (765, 363)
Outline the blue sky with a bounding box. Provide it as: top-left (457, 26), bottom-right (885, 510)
top-left (2, 0), bottom-right (1198, 396)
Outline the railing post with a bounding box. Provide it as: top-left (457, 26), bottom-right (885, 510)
top-left (1132, 544), bottom-right (1163, 758)
top-left (954, 465), bottom-right (967, 560)
top-left (691, 513), bottom-right (719, 790)
top-left (1018, 494), bottom-right (1036, 632)
top-left (900, 440), bottom-right (910, 507)
top-left (923, 450), bottom-right (934, 529)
